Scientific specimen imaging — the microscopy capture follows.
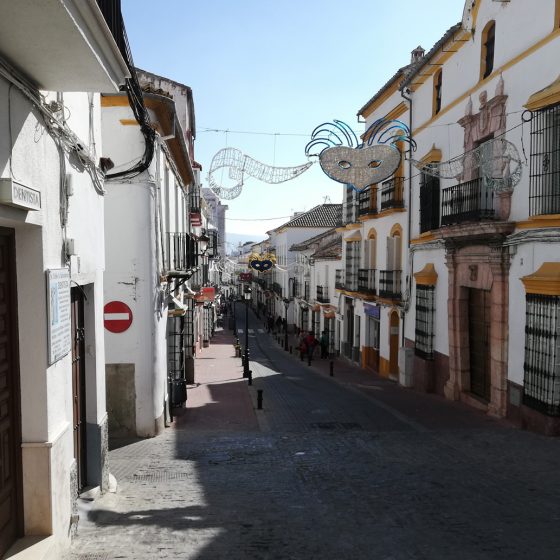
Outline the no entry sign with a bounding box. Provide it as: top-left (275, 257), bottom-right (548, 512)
top-left (104, 301), bottom-right (133, 333)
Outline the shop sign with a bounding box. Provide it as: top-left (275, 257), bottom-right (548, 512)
top-left (364, 303), bottom-right (380, 319)
top-left (0, 178), bottom-right (41, 211)
top-left (47, 268), bottom-right (71, 365)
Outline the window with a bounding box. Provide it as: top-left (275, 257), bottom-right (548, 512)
top-left (419, 172), bottom-right (440, 233)
top-left (529, 103), bottom-right (560, 216)
top-left (481, 21), bottom-right (495, 80)
top-left (345, 241), bottom-right (360, 291)
top-left (523, 294), bottom-right (560, 416)
top-left (415, 285), bottom-right (435, 359)
top-left (433, 69), bottom-right (443, 115)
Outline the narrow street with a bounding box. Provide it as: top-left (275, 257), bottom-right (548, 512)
top-left (68, 306), bottom-right (560, 560)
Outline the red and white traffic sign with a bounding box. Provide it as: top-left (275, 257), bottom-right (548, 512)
top-left (104, 301), bottom-right (133, 333)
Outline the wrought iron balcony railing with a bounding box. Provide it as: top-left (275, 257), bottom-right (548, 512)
top-left (379, 270), bottom-right (402, 299)
top-left (441, 177), bottom-right (494, 226)
top-left (304, 281), bottom-right (310, 301)
top-left (165, 233), bottom-right (197, 273)
top-left (335, 269), bottom-right (344, 290)
top-left (344, 268), bottom-right (358, 292)
top-left (380, 177), bottom-right (404, 211)
top-left (358, 269), bottom-right (376, 295)
top-left (358, 189), bottom-right (377, 216)
top-left (316, 285), bottom-right (329, 303)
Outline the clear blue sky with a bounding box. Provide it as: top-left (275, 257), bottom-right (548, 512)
top-left (122, 0), bottom-right (465, 240)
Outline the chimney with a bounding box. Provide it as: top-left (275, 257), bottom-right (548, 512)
top-left (411, 46), bottom-right (425, 64)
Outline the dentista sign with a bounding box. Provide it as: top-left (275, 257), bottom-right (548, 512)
top-left (0, 178), bottom-right (41, 211)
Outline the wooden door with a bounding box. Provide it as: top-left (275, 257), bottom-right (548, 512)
top-left (71, 288), bottom-right (87, 491)
top-left (468, 288), bottom-right (491, 401)
top-left (0, 230), bottom-right (21, 556)
top-left (389, 311), bottom-right (399, 376)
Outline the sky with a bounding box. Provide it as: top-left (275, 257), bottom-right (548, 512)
top-left (122, 0), bottom-right (466, 244)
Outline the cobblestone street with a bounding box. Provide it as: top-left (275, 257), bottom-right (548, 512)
top-left (68, 308), bottom-right (560, 560)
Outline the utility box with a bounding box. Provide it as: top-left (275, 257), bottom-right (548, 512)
top-left (398, 347), bottom-right (414, 388)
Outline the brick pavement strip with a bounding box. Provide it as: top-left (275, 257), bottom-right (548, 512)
top-left (67, 321), bottom-right (560, 560)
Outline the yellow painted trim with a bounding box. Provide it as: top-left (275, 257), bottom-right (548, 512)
top-left (346, 223), bottom-right (361, 230)
top-left (101, 94), bottom-right (130, 107)
top-left (516, 214), bottom-right (560, 230)
top-left (390, 223), bottom-right (403, 237)
top-left (414, 263), bottom-right (438, 286)
top-left (416, 28), bottom-right (560, 135)
top-left (410, 232), bottom-right (437, 245)
top-left (385, 101), bottom-right (408, 121)
top-left (521, 262), bottom-right (560, 295)
top-left (345, 232), bottom-right (362, 242)
top-left (557, 0), bottom-right (560, 29)
top-left (367, 227), bottom-right (377, 239)
top-left (360, 80), bottom-right (401, 119)
top-left (408, 30), bottom-right (471, 92)
top-left (525, 75), bottom-right (560, 111)
top-left (358, 213), bottom-right (378, 222)
top-left (377, 207), bottom-right (406, 218)
top-left (119, 118), bottom-right (139, 126)
top-left (420, 144), bottom-right (443, 163)
top-left (379, 356), bottom-right (390, 378)
top-left (471, 0), bottom-right (482, 30)
top-left (335, 226), bottom-right (348, 233)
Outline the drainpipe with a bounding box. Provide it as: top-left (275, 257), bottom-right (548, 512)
top-left (400, 87), bottom-right (414, 347)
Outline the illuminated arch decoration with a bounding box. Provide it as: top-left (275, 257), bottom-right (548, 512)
top-left (305, 119), bottom-right (416, 192)
top-left (248, 252), bottom-right (276, 272)
top-left (208, 147), bottom-right (313, 200)
top-left (411, 137), bottom-right (522, 192)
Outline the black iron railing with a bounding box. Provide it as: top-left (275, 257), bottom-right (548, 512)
top-left (415, 285), bottom-right (435, 359)
top-left (380, 177), bottom-right (404, 211)
top-left (304, 281), bottom-right (310, 301)
top-left (165, 233), bottom-right (197, 272)
top-left (344, 186), bottom-right (357, 224)
top-left (420, 174), bottom-right (440, 233)
top-left (335, 269), bottom-right (344, 290)
top-left (189, 188), bottom-right (201, 213)
top-left (523, 293), bottom-right (560, 416)
top-left (529, 104), bottom-right (560, 216)
top-left (441, 177), bottom-right (494, 225)
top-left (358, 269), bottom-right (376, 295)
top-left (379, 270), bottom-right (402, 299)
top-left (272, 282), bottom-right (283, 297)
top-left (316, 285), bottom-right (329, 303)
top-left (358, 188), bottom-right (377, 216)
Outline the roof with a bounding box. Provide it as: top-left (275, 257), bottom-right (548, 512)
top-left (312, 237), bottom-right (342, 260)
top-left (272, 204), bottom-right (342, 232)
top-left (401, 23), bottom-right (463, 89)
top-left (357, 64), bottom-right (413, 118)
top-left (290, 227), bottom-right (338, 252)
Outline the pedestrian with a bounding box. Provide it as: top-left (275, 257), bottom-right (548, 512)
top-left (320, 330), bottom-right (329, 359)
top-left (276, 316), bottom-right (282, 333)
top-left (298, 332), bottom-right (307, 360)
top-left (282, 317), bottom-right (287, 333)
top-left (267, 315), bottom-right (274, 333)
top-left (304, 331), bottom-right (318, 361)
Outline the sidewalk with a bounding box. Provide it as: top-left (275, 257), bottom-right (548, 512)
top-left (266, 327), bottom-right (509, 432)
top-left (176, 328), bottom-right (259, 432)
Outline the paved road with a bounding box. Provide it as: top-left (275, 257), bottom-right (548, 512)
top-left (68, 306), bottom-right (560, 560)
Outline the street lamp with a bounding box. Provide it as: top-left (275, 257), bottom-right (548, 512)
top-left (283, 297), bottom-right (290, 351)
top-left (243, 287), bottom-right (251, 378)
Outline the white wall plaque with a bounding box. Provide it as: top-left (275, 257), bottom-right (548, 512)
top-left (0, 178), bottom-right (41, 211)
top-left (47, 268), bottom-right (71, 365)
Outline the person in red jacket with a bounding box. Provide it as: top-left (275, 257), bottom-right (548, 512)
top-left (304, 331), bottom-right (318, 361)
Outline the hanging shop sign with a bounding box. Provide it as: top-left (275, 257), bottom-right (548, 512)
top-left (195, 286), bottom-right (216, 303)
top-left (0, 178), bottom-right (41, 211)
top-left (104, 301), bottom-right (133, 333)
top-left (239, 272), bottom-right (252, 282)
top-left (364, 303), bottom-right (380, 319)
top-left (46, 268), bottom-right (71, 365)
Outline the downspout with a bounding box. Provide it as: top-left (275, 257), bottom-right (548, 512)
top-left (400, 87), bottom-right (414, 347)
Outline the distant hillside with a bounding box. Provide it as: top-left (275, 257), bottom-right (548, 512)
top-left (226, 233), bottom-right (266, 254)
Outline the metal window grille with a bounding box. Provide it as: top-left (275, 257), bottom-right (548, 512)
top-left (441, 177), bottom-right (494, 225)
top-left (380, 177), bottom-right (404, 210)
top-left (184, 299), bottom-right (194, 358)
top-left (312, 312), bottom-right (320, 336)
top-left (415, 286), bottom-right (435, 359)
top-left (344, 186), bottom-right (357, 224)
top-left (419, 173), bottom-right (440, 233)
top-left (167, 315), bottom-right (186, 405)
top-left (483, 24), bottom-right (495, 79)
top-left (434, 71), bottom-right (442, 114)
top-left (523, 294), bottom-right (560, 416)
top-left (345, 241), bottom-right (360, 291)
top-left (335, 269), bottom-right (344, 289)
top-left (529, 104), bottom-right (560, 216)
top-left (327, 318), bottom-right (336, 356)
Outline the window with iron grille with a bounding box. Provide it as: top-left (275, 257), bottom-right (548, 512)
top-left (415, 285), bottom-right (435, 359)
top-left (523, 294), bottom-right (560, 416)
top-left (419, 172), bottom-right (440, 233)
top-left (482, 22), bottom-right (495, 79)
top-left (529, 104), bottom-right (560, 216)
top-left (345, 241), bottom-right (360, 291)
top-left (344, 186), bottom-right (357, 224)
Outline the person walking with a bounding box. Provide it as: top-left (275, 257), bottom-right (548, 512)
top-left (304, 331), bottom-right (318, 362)
top-left (320, 330), bottom-right (329, 359)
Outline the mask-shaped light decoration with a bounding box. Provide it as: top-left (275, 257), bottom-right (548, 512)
top-left (305, 119), bottom-right (416, 192)
top-left (248, 252), bottom-right (276, 272)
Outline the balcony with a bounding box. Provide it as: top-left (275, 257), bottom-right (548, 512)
top-left (441, 178), bottom-right (494, 226)
top-left (335, 270), bottom-right (344, 290)
top-left (344, 269), bottom-right (358, 292)
top-left (165, 233), bottom-right (197, 274)
top-left (272, 282), bottom-right (283, 297)
top-left (316, 285), bottom-right (329, 303)
top-left (358, 189), bottom-right (377, 217)
top-left (304, 282), bottom-right (310, 301)
top-left (358, 269), bottom-right (376, 295)
top-left (379, 270), bottom-right (402, 299)
top-left (380, 177), bottom-right (404, 211)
